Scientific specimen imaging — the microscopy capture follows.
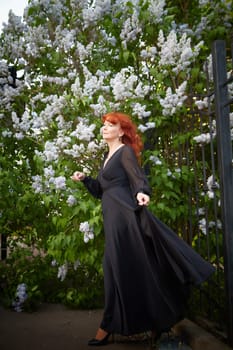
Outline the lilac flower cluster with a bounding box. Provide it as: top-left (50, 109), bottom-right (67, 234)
top-left (12, 283), bottom-right (28, 312)
top-left (52, 259), bottom-right (81, 281)
top-left (79, 221), bottom-right (94, 243)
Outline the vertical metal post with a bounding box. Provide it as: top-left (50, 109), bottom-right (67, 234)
top-left (0, 235), bottom-right (7, 259)
top-left (212, 40), bottom-right (233, 346)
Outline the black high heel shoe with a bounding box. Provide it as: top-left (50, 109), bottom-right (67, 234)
top-left (88, 332), bottom-right (112, 346)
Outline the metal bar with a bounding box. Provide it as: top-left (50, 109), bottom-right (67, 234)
top-left (0, 234), bottom-right (7, 260)
top-left (212, 40), bottom-right (233, 346)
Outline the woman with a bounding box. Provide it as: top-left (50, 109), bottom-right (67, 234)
top-left (71, 112), bottom-right (214, 346)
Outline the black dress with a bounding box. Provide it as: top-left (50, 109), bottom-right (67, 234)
top-left (82, 145), bottom-right (214, 336)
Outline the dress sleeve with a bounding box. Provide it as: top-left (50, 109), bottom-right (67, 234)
top-left (82, 176), bottom-right (102, 199)
top-left (121, 146), bottom-right (151, 197)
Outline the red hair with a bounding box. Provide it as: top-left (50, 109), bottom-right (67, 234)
top-left (101, 112), bottom-right (143, 161)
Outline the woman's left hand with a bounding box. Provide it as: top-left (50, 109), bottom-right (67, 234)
top-left (136, 192), bottom-right (150, 206)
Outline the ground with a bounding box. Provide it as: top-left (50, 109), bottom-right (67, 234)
top-left (0, 303), bottom-right (192, 350)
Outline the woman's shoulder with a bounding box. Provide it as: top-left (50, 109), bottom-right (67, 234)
top-left (121, 144), bottom-right (134, 154)
top-left (122, 144), bottom-right (134, 153)
top-left (121, 144), bottom-right (137, 160)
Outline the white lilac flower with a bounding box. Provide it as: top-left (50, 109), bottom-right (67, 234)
top-left (55, 28), bottom-right (76, 53)
top-left (12, 301), bottom-right (23, 313)
top-left (25, 0), bottom-right (65, 24)
top-left (199, 218), bottom-right (207, 235)
top-left (193, 16), bottom-right (209, 39)
top-left (195, 98), bottom-right (209, 110)
top-left (74, 259), bottom-right (81, 270)
top-left (56, 134), bottom-right (72, 148)
top-left (209, 220), bottom-right (222, 230)
top-left (158, 29), bottom-right (202, 74)
top-left (110, 67), bottom-right (139, 101)
top-left (84, 231), bottom-right (94, 243)
top-left (81, 67), bottom-right (109, 98)
top-left (0, 61), bottom-right (9, 75)
top-left (207, 190), bottom-right (215, 199)
top-left (120, 9), bottom-right (141, 49)
top-left (138, 122), bottom-right (155, 133)
top-left (24, 25), bottom-right (49, 58)
top-left (42, 76), bottom-right (69, 86)
top-left (149, 155), bottom-right (162, 165)
top-left (140, 46), bottom-right (157, 64)
top-left (159, 81), bottom-right (187, 116)
top-left (79, 221), bottom-right (94, 243)
top-left (11, 111), bottom-right (20, 126)
top-left (31, 175), bottom-right (43, 194)
top-left (193, 133), bottom-right (211, 144)
top-left (57, 262), bottom-right (68, 281)
top-left (63, 143), bottom-right (86, 158)
top-left (39, 95), bottom-right (67, 125)
top-left (1, 11), bottom-right (26, 61)
top-left (199, 216), bottom-right (222, 235)
top-left (15, 159), bottom-right (23, 166)
top-left (205, 54), bottom-right (213, 81)
top-left (44, 165), bottom-right (55, 178)
top-left (199, 0), bottom-right (210, 6)
top-left (16, 283), bottom-right (27, 302)
top-left (206, 175), bottom-right (219, 199)
top-left (12, 283), bottom-right (28, 312)
top-left (19, 111), bottom-right (32, 132)
top-left (134, 81), bottom-right (150, 98)
top-left (67, 195), bottom-right (77, 207)
top-left (82, 0), bottom-right (111, 29)
top-left (43, 141), bottom-right (59, 162)
top-left (53, 176), bottom-right (66, 190)
top-left (30, 115), bottom-right (45, 135)
top-left (82, 166), bottom-right (91, 175)
top-left (140, 49), bottom-right (149, 59)
top-left (2, 130), bottom-right (12, 137)
top-left (100, 29), bottom-right (117, 46)
top-left (68, 71), bottom-right (76, 80)
top-left (15, 132), bottom-right (24, 140)
top-left (216, 220), bottom-right (222, 229)
top-left (79, 221), bottom-right (90, 233)
top-left (87, 141), bottom-right (99, 152)
top-left (148, 0), bottom-right (167, 23)
top-left (198, 207), bottom-right (205, 216)
top-left (75, 41), bottom-right (93, 61)
top-left (227, 73), bottom-right (233, 99)
top-left (1, 85), bottom-right (21, 110)
top-left (70, 121), bottom-right (96, 141)
top-left (51, 259), bottom-right (57, 267)
top-left (90, 95), bottom-right (107, 117)
top-left (132, 103), bottom-right (151, 119)
top-left (207, 175), bottom-right (217, 190)
top-left (229, 113), bottom-right (233, 128)
top-left (71, 76), bottom-right (82, 98)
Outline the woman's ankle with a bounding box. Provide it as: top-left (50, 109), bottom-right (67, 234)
top-left (95, 328), bottom-right (108, 340)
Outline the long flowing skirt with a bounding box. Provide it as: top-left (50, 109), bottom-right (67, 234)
top-left (100, 203), bottom-right (214, 336)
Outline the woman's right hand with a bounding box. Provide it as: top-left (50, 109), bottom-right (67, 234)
top-left (71, 171), bottom-right (85, 182)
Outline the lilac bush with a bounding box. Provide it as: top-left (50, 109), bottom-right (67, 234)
top-left (0, 0), bottom-right (232, 307)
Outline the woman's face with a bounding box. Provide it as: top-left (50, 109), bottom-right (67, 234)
top-left (102, 121), bottom-right (123, 142)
